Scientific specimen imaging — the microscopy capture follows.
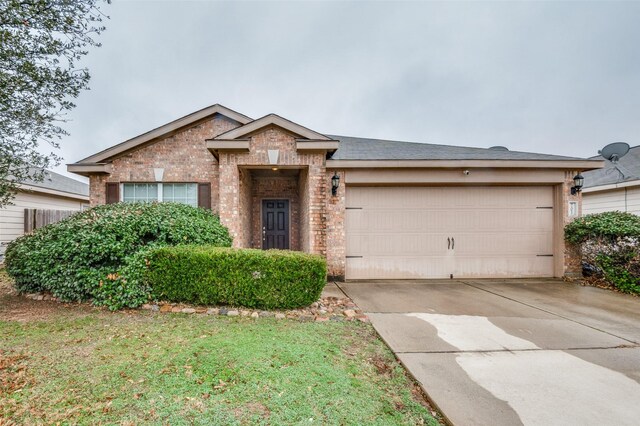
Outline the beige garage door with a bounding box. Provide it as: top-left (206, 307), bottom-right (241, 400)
top-left (345, 186), bottom-right (555, 279)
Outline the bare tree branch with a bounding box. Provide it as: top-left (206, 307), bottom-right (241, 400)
top-left (0, 0), bottom-right (110, 206)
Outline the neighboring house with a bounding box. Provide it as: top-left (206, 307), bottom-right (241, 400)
top-left (68, 104), bottom-right (602, 280)
top-left (0, 169), bottom-right (89, 260)
top-left (582, 145), bottom-right (640, 215)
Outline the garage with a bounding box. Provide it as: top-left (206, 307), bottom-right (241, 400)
top-left (345, 186), bottom-right (555, 279)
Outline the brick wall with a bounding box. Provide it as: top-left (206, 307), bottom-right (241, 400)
top-left (88, 115), bottom-right (240, 209)
top-left (218, 126), bottom-right (326, 255)
top-left (563, 170), bottom-right (583, 277)
top-left (237, 168), bottom-right (253, 248)
top-left (325, 170), bottom-right (345, 280)
top-left (83, 110), bottom-right (584, 280)
top-left (298, 168), bottom-right (310, 253)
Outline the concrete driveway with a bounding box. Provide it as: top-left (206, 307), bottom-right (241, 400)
top-left (339, 279), bottom-right (640, 426)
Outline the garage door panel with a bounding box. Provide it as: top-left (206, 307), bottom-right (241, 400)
top-left (454, 256), bottom-right (554, 278)
top-left (345, 186), bottom-right (555, 279)
top-left (347, 255), bottom-right (455, 280)
top-left (453, 233), bottom-right (553, 255)
top-left (348, 210), bottom-right (456, 232)
top-left (451, 209), bottom-right (553, 231)
top-left (348, 233), bottom-right (449, 256)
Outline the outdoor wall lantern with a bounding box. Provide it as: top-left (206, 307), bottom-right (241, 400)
top-left (331, 173), bottom-right (340, 196)
top-left (571, 173), bottom-right (584, 195)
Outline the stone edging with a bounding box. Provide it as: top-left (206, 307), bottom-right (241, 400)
top-left (140, 296), bottom-right (369, 323)
top-left (22, 293), bottom-right (369, 323)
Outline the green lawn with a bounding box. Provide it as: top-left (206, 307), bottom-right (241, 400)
top-left (0, 271), bottom-right (439, 425)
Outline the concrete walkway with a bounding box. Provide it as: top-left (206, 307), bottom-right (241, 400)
top-left (339, 279), bottom-right (640, 426)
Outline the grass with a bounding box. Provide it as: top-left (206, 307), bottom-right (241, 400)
top-left (0, 270), bottom-right (439, 425)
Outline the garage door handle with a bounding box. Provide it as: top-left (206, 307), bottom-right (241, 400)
top-left (447, 237), bottom-right (450, 249)
top-left (452, 237), bottom-right (455, 249)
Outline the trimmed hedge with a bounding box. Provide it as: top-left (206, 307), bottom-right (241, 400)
top-left (145, 246), bottom-right (327, 309)
top-left (4, 203), bottom-right (232, 309)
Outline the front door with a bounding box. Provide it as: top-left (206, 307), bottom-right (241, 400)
top-left (262, 199), bottom-right (289, 249)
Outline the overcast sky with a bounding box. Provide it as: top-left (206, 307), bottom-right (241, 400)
top-left (53, 0), bottom-right (640, 180)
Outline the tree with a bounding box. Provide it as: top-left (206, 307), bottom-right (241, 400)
top-left (0, 0), bottom-right (109, 206)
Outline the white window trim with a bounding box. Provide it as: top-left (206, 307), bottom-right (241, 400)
top-left (120, 183), bottom-right (198, 205)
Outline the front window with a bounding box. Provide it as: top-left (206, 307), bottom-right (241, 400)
top-left (162, 183), bottom-right (198, 206)
top-left (123, 183), bottom-right (158, 203)
top-left (122, 183), bottom-right (197, 206)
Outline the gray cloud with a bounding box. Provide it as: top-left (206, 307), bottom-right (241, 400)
top-left (52, 0), bottom-right (640, 179)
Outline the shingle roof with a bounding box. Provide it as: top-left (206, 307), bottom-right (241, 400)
top-left (21, 168), bottom-right (89, 197)
top-left (583, 145), bottom-right (640, 188)
top-left (328, 135), bottom-right (585, 161)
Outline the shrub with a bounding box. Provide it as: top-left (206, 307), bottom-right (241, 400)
top-left (565, 211), bottom-right (640, 295)
top-left (4, 203), bottom-right (232, 309)
top-left (145, 246), bottom-right (326, 309)
top-left (565, 211), bottom-right (640, 245)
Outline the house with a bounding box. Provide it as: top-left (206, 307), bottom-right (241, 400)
top-left (68, 104), bottom-right (602, 280)
top-left (582, 145), bottom-right (640, 215)
top-left (0, 169), bottom-right (89, 260)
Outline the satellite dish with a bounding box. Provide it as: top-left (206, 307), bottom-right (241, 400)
top-left (598, 142), bottom-right (630, 163)
top-left (489, 146), bottom-right (509, 151)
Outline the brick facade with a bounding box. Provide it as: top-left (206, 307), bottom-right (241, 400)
top-left (217, 126), bottom-right (327, 256)
top-left (325, 170), bottom-right (345, 279)
top-left (81, 109), bottom-right (587, 281)
top-left (563, 170), bottom-right (583, 278)
top-left (88, 115), bottom-right (240, 209)
top-left (237, 168), bottom-right (253, 248)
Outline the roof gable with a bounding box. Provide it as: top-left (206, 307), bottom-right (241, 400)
top-left (213, 114), bottom-right (332, 141)
top-left (76, 104), bottom-right (252, 164)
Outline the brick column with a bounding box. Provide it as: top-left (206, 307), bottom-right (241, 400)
top-left (218, 157), bottom-right (242, 247)
top-left (307, 163), bottom-right (327, 256)
top-left (563, 170), bottom-right (583, 278)
top-left (326, 170), bottom-right (345, 280)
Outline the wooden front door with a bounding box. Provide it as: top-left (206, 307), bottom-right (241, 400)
top-left (262, 199), bottom-right (289, 249)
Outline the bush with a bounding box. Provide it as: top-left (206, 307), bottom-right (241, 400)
top-left (565, 211), bottom-right (640, 245)
top-left (145, 246), bottom-right (326, 309)
top-left (565, 211), bottom-right (640, 294)
top-left (4, 203), bottom-right (232, 309)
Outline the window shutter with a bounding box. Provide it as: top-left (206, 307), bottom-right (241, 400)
top-left (198, 183), bottom-right (211, 210)
top-left (106, 183), bottom-right (119, 204)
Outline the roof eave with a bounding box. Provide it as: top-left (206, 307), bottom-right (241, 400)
top-left (326, 159), bottom-right (605, 169)
top-left (67, 163), bottom-right (112, 177)
top-left (17, 183), bottom-right (89, 201)
top-left (582, 178), bottom-right (640, 193)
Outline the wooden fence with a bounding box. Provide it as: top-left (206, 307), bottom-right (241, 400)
top-left (24, 209), bottom-right (77, 233)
